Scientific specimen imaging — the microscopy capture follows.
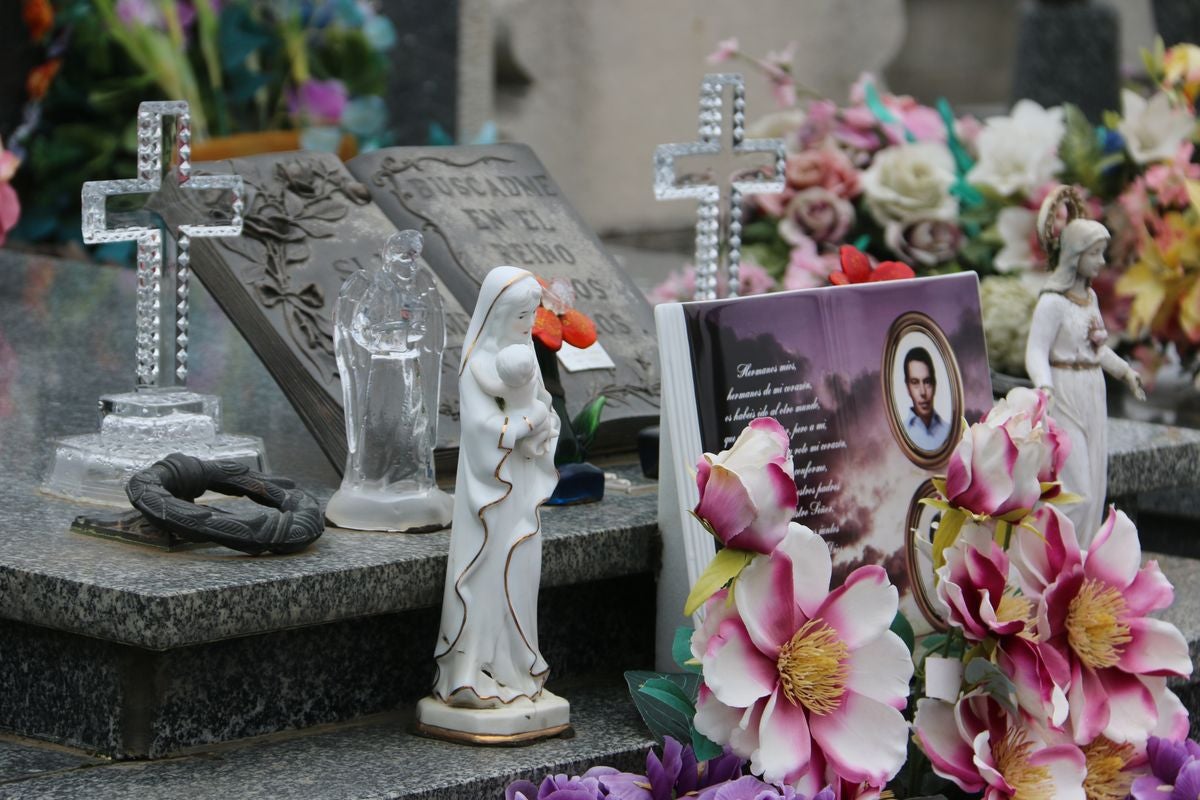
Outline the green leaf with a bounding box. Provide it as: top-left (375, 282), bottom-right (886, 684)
top-left (672, 625), bottom-right (701, 674)
top-left (624, 670), bottom-right (701, 745)
top-left (1058, 103), bottom-right (1104, 196)
top-left (890, 611), bottom-right (916, 654)
top-left (964, 657), bottom-right (1018, 717)
top-left (571, 396), bottom-right (606, 455)
top-left (690, 728), bottom-right (723, 762)
top-left (684, 548), bottom-right (756, 616)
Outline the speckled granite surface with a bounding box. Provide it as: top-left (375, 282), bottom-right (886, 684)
top-left (0, 685), bottom-right (654, 800)
top-left (1108, 417), bottom-right (1200, 498)
top-left (0, 737), bottom-right (101, 784)
top-left (0, 253), bottom-right (658, 651)
top-left (1, 574), bottom-right (654, 758)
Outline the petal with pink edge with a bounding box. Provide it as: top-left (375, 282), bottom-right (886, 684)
top-left (809, 691), bottom-right (910, 787)
top-left (816, 566), bottom-right (897, 650)
top-left (914, 699), bottom-right (984, 793)
top-left (845, 631), bottom-right (913, 710)
top-left (751, 690), bottom-right (814, 787)
top-left (1124, 561), bottom-right (1175, 616)
top-left (1119, 617), bottom-right (1192, 677)
top-left (1150, 679), bottom-right (1191, 741)
top-left (1068, 664), bottom-right (1110, 745)
top-left (1097, 669), bottom-right (1157, 745)
top-left (694, 464), bottom-right (755, 543)
top-left (702, 618), bottom-right (778, 708)
top-left (775, 522), bottom-right (833, 618)
top-left (692, 588), bottom-right (736, 664)
top-left (1085, 508), bottom-right (1141, 589)
top-left (747, 416), bottom-right (791, 458)
top-left (735, 547), bottom-right (797, 657)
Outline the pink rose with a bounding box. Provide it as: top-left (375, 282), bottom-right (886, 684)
top-left (694, 417), bottom-right (797, 553)
top-left (883, 219), bottom-right (962, 267)
top-left (784, 146), bottom-right (861, 199)
top-left (783, 236), bottom-right (839, 291)
top-left (778, 187), bottom-right (854, 245)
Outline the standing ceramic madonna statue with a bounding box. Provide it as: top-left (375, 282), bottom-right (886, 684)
top-left (416, 266), bottom-right (569, 744)
top-left (326, 230), bottom-right (454, 532)
top-left (1025, 187), bottom-right (1145, 544)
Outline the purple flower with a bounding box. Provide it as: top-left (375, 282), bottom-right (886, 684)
top-left (696, 776), bottom-right (835, 800)
top-left (1131, 736), bottom-right (1200, 800)
top-left (288, 79), bottom-right (348, 125)
top-left (505, 772), bottom-right (609, 800)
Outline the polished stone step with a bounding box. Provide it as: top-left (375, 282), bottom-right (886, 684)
top-left (0, 685), bottom-right (654, 800)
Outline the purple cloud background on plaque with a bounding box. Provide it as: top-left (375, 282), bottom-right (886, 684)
top-left (682, 273), bottom-right (992, 630)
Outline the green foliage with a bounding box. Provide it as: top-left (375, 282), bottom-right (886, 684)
top-left (570, 396), bottom-right (606, 458)
top-left (623, 670), bottom-right (722, 761)
top-left (964, 656), bottom-right (1018, 717)
top-left (890, 610), bottom-right (916, 654)
top-left (672, 624), bottom-right (702, 674)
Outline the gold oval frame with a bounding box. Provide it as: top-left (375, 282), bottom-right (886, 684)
top-left (904, 478), bottom-right (948, 632)
top-left (881, 311), bottom-right (963, 469)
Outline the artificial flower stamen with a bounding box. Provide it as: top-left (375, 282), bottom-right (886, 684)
top-left (1081, 738), bottom-right (1135, 800)
top-left (775, 618), bottom-right (849, 715)
top-left (1066, 579), bottom-right (1132, 669)
top-left (996, 591), bottom-right (1035, 636)
top-left (992, 727), bottom-right (1054, 800)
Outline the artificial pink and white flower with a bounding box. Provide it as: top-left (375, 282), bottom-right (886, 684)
top-left (1010, 506), bottom-right (1192, 746)
top-left (936, 524), bottom-right (1069, 727)
top-left (915, 692), bottom-right (1087, 799)
top-left (784, 146), bottom-right (861, 200)
top-left (993, 206), bottom-right (1041, 274)
top-left (692, 525), bottom-right (913, 789)
top-left (944, 387), bottom-right (1068, 518)
top-left (694, 417), bottom-right (797, 554)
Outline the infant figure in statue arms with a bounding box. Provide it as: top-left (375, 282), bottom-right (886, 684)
top-left (1025, 186), bottom-right (1145, 545)
top-left (325, 230), bottom-right (454, 532)
top-left (416, 265), bottom-right (569, 744)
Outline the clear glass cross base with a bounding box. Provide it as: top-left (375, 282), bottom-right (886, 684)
top-left (42, 388), bottom-right (268, 507)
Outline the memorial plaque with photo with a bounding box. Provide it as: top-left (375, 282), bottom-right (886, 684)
top-left (656, 273), bottom-right (992, 635)
top-left (347, 144), bottom-right (660, 456)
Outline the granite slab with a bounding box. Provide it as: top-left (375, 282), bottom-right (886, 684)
top-left (2, 251), bottom-right (1199, 653)
top-left (0, 737), bottom-right (101, 784)
top-left (0, 574), bottom-right (654, 758)
top-left (0, 685), bottom-right (654, 800)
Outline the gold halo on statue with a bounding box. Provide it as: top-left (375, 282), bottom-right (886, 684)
top-left (1036, 185), bottom-right (1089, 270)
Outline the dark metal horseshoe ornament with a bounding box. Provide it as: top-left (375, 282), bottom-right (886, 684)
top-left (125, 453), bottom-right (324, 555)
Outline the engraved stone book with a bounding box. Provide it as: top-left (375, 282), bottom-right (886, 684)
top-left (154, 146), bottom-right (659, 473)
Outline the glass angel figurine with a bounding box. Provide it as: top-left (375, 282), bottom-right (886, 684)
top-left (325, 230), bottom-right (454, 532)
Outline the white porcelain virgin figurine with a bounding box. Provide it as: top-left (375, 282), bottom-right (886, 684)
top-left (415, 266), bottom-right (568, 744)
top-left (325, 231), bottom-right (454, 532)
top-left (1026, 188), bottom-right (1145, 545)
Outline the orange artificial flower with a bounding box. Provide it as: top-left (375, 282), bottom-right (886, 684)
top-left (829, 244), bottom-right (915, 285)
top-left (26, 59), bottom-right (61, 102)
top-left (22, 0), bottom-right (54, 41)
top-left (531, 276), bottom-right (599, 352)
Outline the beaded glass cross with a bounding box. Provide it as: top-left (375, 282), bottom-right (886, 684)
top-left (81, 101), bottom-right (244, 388)
top-left (653, 73), bottom-right (785, 301)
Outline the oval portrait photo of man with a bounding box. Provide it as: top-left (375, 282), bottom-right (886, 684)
top-left (882, 311), bottom-right (964, 469)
